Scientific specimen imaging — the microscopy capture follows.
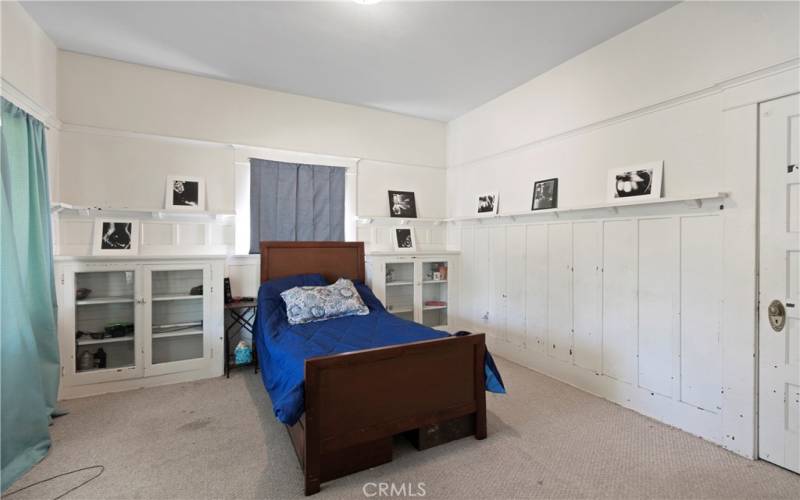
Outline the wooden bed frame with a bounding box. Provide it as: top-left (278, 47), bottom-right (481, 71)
top-left (259, 241), bottom-right (487, 495)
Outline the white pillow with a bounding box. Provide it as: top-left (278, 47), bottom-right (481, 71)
top-left (280, 278), bottom-right (369, 325)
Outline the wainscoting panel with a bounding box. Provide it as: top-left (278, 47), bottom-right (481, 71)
top-left (141, 222), bottom-right (174, 247)
top-left (454, 206), bottom-right (727, 444)
top-left (489, 226), bottom-right (508, 341)
top-left (56, 216), bottom-right (234, 256)
top-left (475, 227), bottom-right (491, 332)
top-left (506, 225), bottom-right (527, 347)
top-left (547, 223), bottom-right (573, 363)
top-left (637, 217), bottom-right (677, 398)
top-left (525, 224), bottom-right (549, 352)
top-left (680, 215), bottom-right (723, 413)
top-left (459, 227), bottom-right (477, 331)
top-left (601, 219), bottom-right (637, 384)
top-left (572, 221), bottom-right (603, 372)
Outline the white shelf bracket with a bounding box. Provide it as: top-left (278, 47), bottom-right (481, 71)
top-left (686, 198), bottom-right (703, 209)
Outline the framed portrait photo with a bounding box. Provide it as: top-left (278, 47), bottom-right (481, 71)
top-left (532, 178), bottom-right (558, 211)
top-left (607, 161), bottom-right (663, 204)
top-left (93, 219), bottom-right (139, 256)
top-left (477, 192), bottom-right (499, 216)
top-left (165, 175), bottom-right (205, 211)
top-left (388, 190), bottom-right (418, 218)
top-left (393, 227), bottom-right (416, 251)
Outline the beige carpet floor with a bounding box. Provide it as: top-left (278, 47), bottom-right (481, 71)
top-left (6, 357), bottom-right (800, 499)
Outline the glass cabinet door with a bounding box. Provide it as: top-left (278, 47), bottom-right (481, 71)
top-left (148, 268), bottom-right (206, 367)
top-left (74, 270), bottom-right (137, 374)
top-left (421, 261), bottom-right (448, 328)
top-left (384, 262), bottom-right (416, 321)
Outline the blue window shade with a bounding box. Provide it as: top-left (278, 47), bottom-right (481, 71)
top-left (249, 159), bottom-right (345, 253)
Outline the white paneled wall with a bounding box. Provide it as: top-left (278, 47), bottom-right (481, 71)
top-left (57, 216), bottom-right (234, 256)
top-left (572, 221), bottom-right (602, 372)
top-left (679, 215), bottom-right (723, 412)
top-left (356, 222), bottom-right (448, 253)
top-left (454, 207), bottom-right (726, 441)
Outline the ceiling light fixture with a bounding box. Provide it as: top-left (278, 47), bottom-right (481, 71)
top-left (353, 0), bottom-right (382, 5)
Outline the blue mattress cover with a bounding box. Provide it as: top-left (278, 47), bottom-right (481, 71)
top-left (254, 274), bottom-right (506, 426)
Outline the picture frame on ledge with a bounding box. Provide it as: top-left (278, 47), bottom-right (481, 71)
top-left (477, 192), bottom-right (499, 216)
top-left (607, 161), bottom-right (663, 204)
top-left (393, 227), bottom-right (416, 251)
top-left (532, 178), bottom-right (558, 211)
top-left (388, 190), bottom-right (418, 218)
top-left (93, 219), bottom-right (139, 256)
top-left (165, 175), bottom-right (205, 211)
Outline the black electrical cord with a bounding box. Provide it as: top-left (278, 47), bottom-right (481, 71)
top-left (4, 465), bottom-right (104, 500)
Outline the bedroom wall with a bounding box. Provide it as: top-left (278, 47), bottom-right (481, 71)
top-left (0, 0), bottom-right (60, 201)
top-left (54, 52), bottom-right (448, 277)
top-left (446, 1), bottom-right (800, 459)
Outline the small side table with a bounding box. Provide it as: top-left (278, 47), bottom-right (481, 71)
top-left (224, 301), bottom-right (259, 378)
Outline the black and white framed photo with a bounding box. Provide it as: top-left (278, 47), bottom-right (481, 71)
top-left (388, 190), bottom-right (418, 218)
top-left (393, 227), bottom-right (416, 251)
top-left (93, 219), bottom-right (139, 256)
top-left (532, 178), bottom-right (558, 211)
top-left (165, 175), bottom-right (205, 211)
top-left (607, 161), bottom-right (663, 203)
top-left (477, 192), bottom-right (498, 216)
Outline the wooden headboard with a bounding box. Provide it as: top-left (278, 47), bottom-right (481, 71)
top-left (259, 241), bottom-right (365, 284)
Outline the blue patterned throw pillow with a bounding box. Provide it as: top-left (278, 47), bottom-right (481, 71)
top-left (280, 278), bottom-right (370, 325)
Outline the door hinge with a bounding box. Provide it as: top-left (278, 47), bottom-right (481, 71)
top-left (61, 366), bottom-right (65, 377)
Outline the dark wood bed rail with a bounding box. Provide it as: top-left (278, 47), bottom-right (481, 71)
top-left (301, 333), bottom-right (487, 495)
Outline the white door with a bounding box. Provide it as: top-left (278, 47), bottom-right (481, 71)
top-left (758, 93), bottom-right (800, 473)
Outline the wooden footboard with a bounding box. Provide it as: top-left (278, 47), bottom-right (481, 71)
top-left (289, 333), bottom-right (487, 495)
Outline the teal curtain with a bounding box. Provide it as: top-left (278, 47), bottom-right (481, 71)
top-left (1, 98), bottom-right (60, 491)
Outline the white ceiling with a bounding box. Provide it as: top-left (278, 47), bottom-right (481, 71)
top-left (22, 1), bottom-right (676, 121)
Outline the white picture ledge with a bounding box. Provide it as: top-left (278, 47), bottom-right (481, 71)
top-left (51, 202), bottom-right (235, 221)
top-left (444, 192), bottom-right (730, 223)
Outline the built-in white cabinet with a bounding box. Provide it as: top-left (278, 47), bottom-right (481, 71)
top-left (55, 256), bottom-right (225, 398)
top-left (365, 252), bottom-right (458, 330)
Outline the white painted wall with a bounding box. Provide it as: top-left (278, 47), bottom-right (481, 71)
top-left (1, 1), bottom-right (58, 117)
top-left (0, 0), bottom-right (61, 245)
top-left (447, 1), bottom-right (799, 171)
top-left (54, 52), bottom-right (448, 259)
top-left (446, 1), bottom-right (800, 459)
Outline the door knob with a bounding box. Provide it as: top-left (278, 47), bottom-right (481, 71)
top-left (768, 299), bottom-right (786, 332)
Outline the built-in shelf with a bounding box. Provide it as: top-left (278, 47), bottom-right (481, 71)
top-left (445, 192), bottom-right (730, 223)
top-left (51, 202), bottom-right (235, 220)
top-left (387, 307), bottom-right (414, 314)
top-left (151, 294), bottom-right (203, 302)
top-left (152, 329), bottom-right (203, 340)
top-left (422, 280), bottom-right (447, 285)
top-left (76, 334), bottom-right (134, 346)
top-left (76, 364), bottom-right (133, 373)
top-left (76, 296), bottom-right (134, 306)
top-left (423, 305), bottom-right (448, 311)
top-left (386, 281), bottom-right (413, 287)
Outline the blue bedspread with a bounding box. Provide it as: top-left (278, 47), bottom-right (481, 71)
top-left (255, 275), bottom-right (506, 426)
